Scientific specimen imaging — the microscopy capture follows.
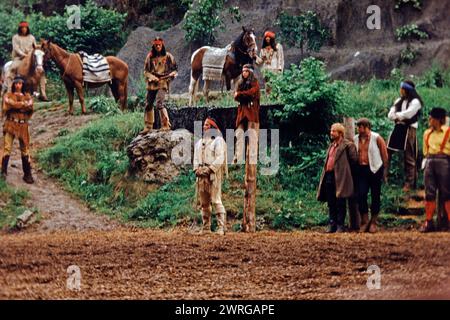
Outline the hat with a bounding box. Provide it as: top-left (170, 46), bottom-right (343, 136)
top-left (264, 31), bottom-right (276, 39)
top-left (429, 107), bottom-right (447, 120)
top-left (19, 21), bottom-right (29, 28)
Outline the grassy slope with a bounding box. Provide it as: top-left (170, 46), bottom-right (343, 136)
top-left (36, 70), bottom-right (450, 230)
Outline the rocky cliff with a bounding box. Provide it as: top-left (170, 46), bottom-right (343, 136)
top-left (117, 0), bottom-right (450, 94)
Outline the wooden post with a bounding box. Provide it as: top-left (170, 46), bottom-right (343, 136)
top-left (343, 117), bottom-right (360, 231)
top-left (242, 124), bottom-right (258, 233)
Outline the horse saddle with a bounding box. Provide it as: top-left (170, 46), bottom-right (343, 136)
top-left (78, 51), bottom-right (111, 83)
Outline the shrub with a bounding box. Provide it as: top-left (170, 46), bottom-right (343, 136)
top-left (276, 11), bottom-right (330, 57)
top-left (268, 57), bottom-right (344, 141)
top-left (395, 0), bottom-right (422, 10)
top-left (396, 24), bottom-right (428, 42)
top-left (0, 1), bottom-right (127, 65)
top-left (183, 0), bottom-right (241, 46)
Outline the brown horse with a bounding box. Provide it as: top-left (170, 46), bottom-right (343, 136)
top-left (41, 39), bottom-right (128, 114)
top-left (1, 44), bottom-right (45, 96)
top-left (189, 26), bottom-right (257, 106)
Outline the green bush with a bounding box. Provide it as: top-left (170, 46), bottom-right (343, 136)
top-left (0, 0), bottom-right (127, 65)
top-left (276, 11), bottom-right (330, 57)
top-left (396, 24), bottom-right (428, 42)
top-left (395, 0), bottom-right (422, 10)
top-left (37, 112), bottom-right (143, 211)
top-left (269, 57), bottom-right (344, 140)
top-left (89, 96), bottom-right (122, 115)
top-left (183, 0), bottom-right (241, 45)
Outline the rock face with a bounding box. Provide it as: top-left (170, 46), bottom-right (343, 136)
top-left (117, 0), bottom-right (450, 94)
top-left (127, 129), bottom-right (193, 184)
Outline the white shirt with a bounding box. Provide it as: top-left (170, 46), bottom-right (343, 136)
top-left (388, 98), bottom-right (421, 129)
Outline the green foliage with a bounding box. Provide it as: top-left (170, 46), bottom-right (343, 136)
top-left (396, 24), bottom-right (428, 42)
top-left (395, 0), bottom-right (422, 10)
top-left (183, 0), bottom-right (241, 45)
top-left (0, 0), bottom-right (127, 65)
top-left (89, 96), bottom-right (122, 115)
top-left (127, 172), bottom-right (197, 227)
top-left (0, 178), bottom-right (30, 229)
top-left (399, 45), bottom-right (420, 66)
top-left (36, 63), bottom-right (450, 231)
top-left (269, 57), bottom-right (343, 139)
top-left (276, 11), bottom-right (329, 56)
top-left (37, 113), bottom-right (143, 212)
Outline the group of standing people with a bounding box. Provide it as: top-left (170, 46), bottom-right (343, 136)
top-left (318, 81), bottom-right (450, 233)
top-left (2, 23), bottom-right (448, 235)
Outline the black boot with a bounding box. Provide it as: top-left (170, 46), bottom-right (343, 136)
top-left (1, 155), bottom-right (9, 177)
top-left (21, 156), bottom-right (34, 184)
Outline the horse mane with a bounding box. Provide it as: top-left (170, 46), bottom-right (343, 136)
top-left (231, 32), bottom-right (244, 49)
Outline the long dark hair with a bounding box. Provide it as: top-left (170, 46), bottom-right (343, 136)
top-left (236, 70), bottom-right (256, 92)
top-left (396, 80), bottom-right (424, 109)
top-left (261, 37), bottom-right (277, 51)
top-left (150, 45), bottom-right (166, 57)
top-left (17, 26), bottom-right (30, 36)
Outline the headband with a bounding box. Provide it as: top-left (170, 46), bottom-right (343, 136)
top-left (19, 21), bottom-right (29, 28)
top-left (400, 82), bottom-right (414, 91)
top-left (152, 39), bottom-right (164, 46)
top-left (242, 66), bottom-right (253, 73)
top-left (205, 118), bottom-right (219, 130)
top-left (264, 31), bottom-right (276, 39)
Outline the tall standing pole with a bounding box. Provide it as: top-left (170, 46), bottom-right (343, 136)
top-left (243, 125), bottom-right (258, 232)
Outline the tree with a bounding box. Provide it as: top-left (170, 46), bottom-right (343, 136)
top-left (276, 11), bottom-right (330, 58)
top-left (182, 0), bottom-right (240, 46)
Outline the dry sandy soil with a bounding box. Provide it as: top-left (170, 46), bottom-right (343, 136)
top-left (1, 102), bottom-right (450, 300)
top-left (1, 229), bottom-right (450, 300)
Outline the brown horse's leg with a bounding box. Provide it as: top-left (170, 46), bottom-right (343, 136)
top-left (109, 80), bottom-right (120, 101)
top-left (119, 79), bottom-right (128, 111)
top-left (74, 82), bottom-right (86, 114)
top-left (63, 82), bottom-right (75, 115)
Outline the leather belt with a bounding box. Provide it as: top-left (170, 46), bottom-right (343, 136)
top-left (7, 118), bottom-right (28, 124)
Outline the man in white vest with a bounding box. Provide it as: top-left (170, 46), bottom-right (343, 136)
top-left (354, 118), bottom-right (389, 233)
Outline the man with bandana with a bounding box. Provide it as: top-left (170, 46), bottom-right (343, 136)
top-left (387, 80), bottom-right (423, 192)
top-left (142, 37), bottom-right (178, 133)
top-left (1, 76), bottom-right (35, 184)
top-left (193, 117), bottom-right (228, 235)
top-left (5, 21), bottom-right (49, 101)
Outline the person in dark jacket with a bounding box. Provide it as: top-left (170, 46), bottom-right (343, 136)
top-left (317, 123), bottom-right (358, 233)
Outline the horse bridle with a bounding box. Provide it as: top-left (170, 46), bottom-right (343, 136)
top-left (234, 32), bottom-right (257, 59)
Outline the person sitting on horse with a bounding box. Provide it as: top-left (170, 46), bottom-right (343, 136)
top-left (142, 37), bottom-right (178, 133)
top-left (1, 76), bottom-right (35, 184)
top-left (5, 21), bottom-right (49, 101)
top-left (255, 30), bottom-right (284, 94)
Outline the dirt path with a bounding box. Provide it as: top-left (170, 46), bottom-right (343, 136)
top-left (2, 102), bottom-right (117, 232)
top-left (1, 230), bottom-right (450, 299)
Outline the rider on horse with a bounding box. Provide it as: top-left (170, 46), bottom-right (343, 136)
top-left (5, 21), bottom-right (49, 101)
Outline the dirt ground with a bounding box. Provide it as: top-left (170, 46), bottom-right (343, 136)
top-left (1, 229), bottom-right (450, 300)
top-left (1, 102), bottom-right (450, 300)
top-left (1, 102), bottom-right (117, 232)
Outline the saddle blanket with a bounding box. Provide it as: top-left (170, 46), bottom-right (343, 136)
top-left (202, 45), bottom-right (230, 81)
top-left (79, 51), bottom-right (111, 83)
